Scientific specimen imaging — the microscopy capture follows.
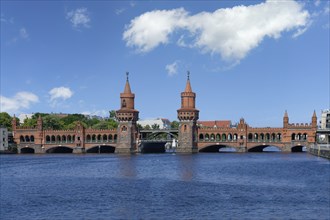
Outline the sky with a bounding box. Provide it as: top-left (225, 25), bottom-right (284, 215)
top-left (1, 0), bottom-right (329, 127)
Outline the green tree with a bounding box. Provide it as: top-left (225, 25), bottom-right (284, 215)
top-left (144, 125), bottom-right (151, 130)
top-left (151, 123), bottom-right (160, 130)
top-left (43, 115), bottom-right (64, 130)
top-left (109, 110), bottom-right (116, 120)
top-left (107, 119), bottom-right (118, 129)
top-left (170, 120), bottom-right (179, 129)
top-left (92, 121), bottom-right (109, 129)
top-left (0, 112), bottom-right (13, 130)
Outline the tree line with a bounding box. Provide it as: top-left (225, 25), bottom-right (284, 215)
top-left (0, 111), bottom-right (180, 131)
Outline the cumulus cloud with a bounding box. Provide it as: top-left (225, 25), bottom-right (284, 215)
top-left (123, 0), bottom-right (310, 63)
top-left (166, 61), bottom-right (179, 76)
top-left (49, 87), bottom-right (73, 102)
top-left (66, 8), bottom-right (90, 29)
top-left (0, 92), bottom-right (39, 114)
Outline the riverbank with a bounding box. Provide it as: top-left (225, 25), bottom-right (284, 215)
top-left (308, 144), bottom-right (330, 159)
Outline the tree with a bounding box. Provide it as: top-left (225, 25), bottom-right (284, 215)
top-left (151, 123), bottom-right (160, 130)
top-left (144, 125), bottom-right (151, 130)
top-left (171, 120), bottom-right (179, 129)
top-left (107, 119), bottom-right (118, 129)
top-left (22, 117), bottom-right (37, 127)
top-left (43, 115), bottom-right (64, 130)
top-left (109, 110), bottom-right (116, 120)
top-left (0, 112), bottom-right (13, 130)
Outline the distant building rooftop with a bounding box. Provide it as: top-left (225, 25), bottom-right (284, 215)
top-left (198, 120), bottom-right (232, 128)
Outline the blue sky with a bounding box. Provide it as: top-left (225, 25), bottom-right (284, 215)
top-left (1, 0), bottom-right (329, 127)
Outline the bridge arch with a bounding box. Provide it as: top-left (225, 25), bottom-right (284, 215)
top-left (199, 144), bottom-right (237, 153)
top-left (86, 145), bottom-right (116, 153)
top-left (248, 145), bottom-right (282, 152)
top-left (21, 147), bottom-right (35, 154)
top-left (291, 145), bottom-right (307, 152)
top-left (46, 146), bottom-right (73, 153)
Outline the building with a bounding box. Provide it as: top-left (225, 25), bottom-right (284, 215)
top-left (198, 120), bottom-right (232, 128)
top-left (320, 109), bottom-right (330, 129)
top-left (0, 126), bottom-right (9, 151)
top-left (138, 118), bottom-right (171, 129)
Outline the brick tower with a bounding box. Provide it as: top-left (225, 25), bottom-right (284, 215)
top-left (115, 72), bottom-right (139, 153)
top-left (177, 72), bottom-right (199, 153)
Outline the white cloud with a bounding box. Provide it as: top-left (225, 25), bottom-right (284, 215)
top-left (123, 0), bottom-right (310, 63)
top-left (0, 92), bottom-right (39, 114)
top-left (66, 8), bottom-right (90, 29)
top-left (49, 87), bottom-right (73, 101)
top-left (19, 27), bottom-right (29, 39)
top-left (81, 110), bottom-right (108, 117)
top-left (166, 61), bottom-right (179, 76)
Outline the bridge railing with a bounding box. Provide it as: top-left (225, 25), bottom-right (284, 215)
top-left (310, 144), bottom-right (330, 150)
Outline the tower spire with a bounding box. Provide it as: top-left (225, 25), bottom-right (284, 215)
top-left (184, 71), bottom-right (192, 93)
top-left (123, 72), bottom-right (132, 94)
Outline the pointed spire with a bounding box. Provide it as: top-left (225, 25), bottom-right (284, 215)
top-left (184, 71), bottom-right (192, 92)
top-left (284, 110), bottom-right (288, 117)
top-left (312, 110), bottom-right (317, 117)
top-left (123, 72), bottom-right (132, 94)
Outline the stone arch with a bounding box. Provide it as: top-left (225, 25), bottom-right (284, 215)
top-left (46, 146), bottom-right (73, 153)
top-left (30, 135), bottom-right (35, 142)
top-left (291, 145), bottom-right (307, 152)
top-left (233, 134), bottom-right (238, 141)
top-left (228, 133), bottom-right (232, 141)
top-left (265, 133), bottom-right (270, 141)
top-left (86, 145), bottom-right (116, 153)
top-left (21, 147), bottom-right (35, 154)
top-left (277, 133), bottom-right (282, 141)
top-left (67, 135), bottom-right (72, 143)
top-left (199, 144), bottom-right (237, 153)
top-left (248, 145), bottom-right (282, 152)
top-left (86, 134), bottom-right (91, 142)
top-left (20, 135), bottom-right (25, 142)
top-left (260, 133), bottom-right (264, 141)
top-left (210, 133), bottom-right (215, 141)
top-left (109, 134), bottom-right (113, 141)
top-left (221, 134), bottom-right (227, 141)
top-left (248, 133), bottom-right (253, 141)
top-left (46, 135), bottom-right (51, 143)
top-left (92, 134), bottom-right (96, 142)
top-left (271, 133), bottom-right (276, 141)
top-left (216, 133), bottom-right (221, 141)
top-left (97, 134), bottom-right (102, 142)
top-left (51, 135), bottom-right (56, 142)
top-left (56, 135), bottom-right (61, 143)
top-left (199, 134), bottom-right (204, 141)
top-left (205, 133), bottom-right (210, 141)
top-left (62, 135), bottom-right (66, 142)
top-left (103, 134), bottom-right (108, 142)
top-left (302, 133), bottom-right (307, 140)
top-left (291, 133), bottom-right (296, 140)
top-left (114, 134), bottom-right (117, 141)
top-left (25, 135), bottom-right (30, 142)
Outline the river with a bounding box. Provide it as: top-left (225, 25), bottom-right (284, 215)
top-left (1, 153), bottom-right (329, 219)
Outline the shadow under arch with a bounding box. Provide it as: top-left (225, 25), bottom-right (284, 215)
top-left (21, 147), bottom-right (35, 154)
top-left (199, 144), bottom-right (237, 153)
top-left (86, 145), bottom-right (116, 153)
top-left (140, 142), bottom-right (166, 153)
top-left (46, 146), bottom-right (73, 153)
top-left (291, 145), bottom-right (307, 152)
top-left (248, 145), bottom-right (281, 152)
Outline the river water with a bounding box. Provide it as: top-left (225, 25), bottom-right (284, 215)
top-left (1, 153), bottom-right (329, 219)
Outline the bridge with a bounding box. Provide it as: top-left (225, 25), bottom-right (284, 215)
top-left (11, 73), bottom-right (317, 154)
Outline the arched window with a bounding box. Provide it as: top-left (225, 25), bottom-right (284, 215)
top-left (67, 135), bottom-right (72, 142)
top-left (56, 135), bottom-right (61, 143)
top-left (62, 135), bottom-right (66, 142)
top-left (109, 134), bottom-right (113, 141)
top-left (97, 134), bottom-right (102, 142)
top-left (297, 133), bottom-right (302, 140)
top-left (222, 134), bottom-right (226, 141)
top-left (51, 135), bottom-right (56, 142)
top-left (122, 126), bottom-right (127, 132)
top-left (114, 134), bottom-right (117, 142)
top-left (303, 133), bottom-right (307, 140)
top-left (233, 134), bottom-right (238, 141)
top-left (277, 133), bottom-right (282, 141)
top-left (216, 134), bottom-right (221, 141)
top-left (199, 134), bottom-right (204, 141)
top-left (266, 133), bottom-right (270, 141)
top-left (210, 134), bottom-right (215, 141)
top-left (103, 134), bottom-right (108, 142)
top-left (260, 133), bottom-right (264, 141)
top-left (254, 133), bottom-right (258, 141)
top-left (30, 135), bottom-right (35, 142)
top-left (20, 135), bottom-right (25, 142)
top-left (46, 135), bottom-right (51, 143)
top-left (248, 133), bottom-right (253, 141)
top-left (122, 99), bottom-right (126, 108)
top-left (86, 135), bottom-right (91, 142)
top-left (291, 133), bottom-right (296, 141)
top-left (92, 134), bottom-right (96, 142)
top-left (205, 134), bottom-right (209, 141)
top-left (25, 135), bottom-right (30, 142)
top-left (228, 134), bottom-right (232, 141)
top-left (271, 133), bottom-right (276, 141)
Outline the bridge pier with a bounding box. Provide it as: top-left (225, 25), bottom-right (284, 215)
top-left (73, 147), bottom-right (85, 154)
top-left (236, 147), bottom-right (247, 153)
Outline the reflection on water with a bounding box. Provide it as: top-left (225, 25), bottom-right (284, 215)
top-left (0, 153), bottom-right (329, 219)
